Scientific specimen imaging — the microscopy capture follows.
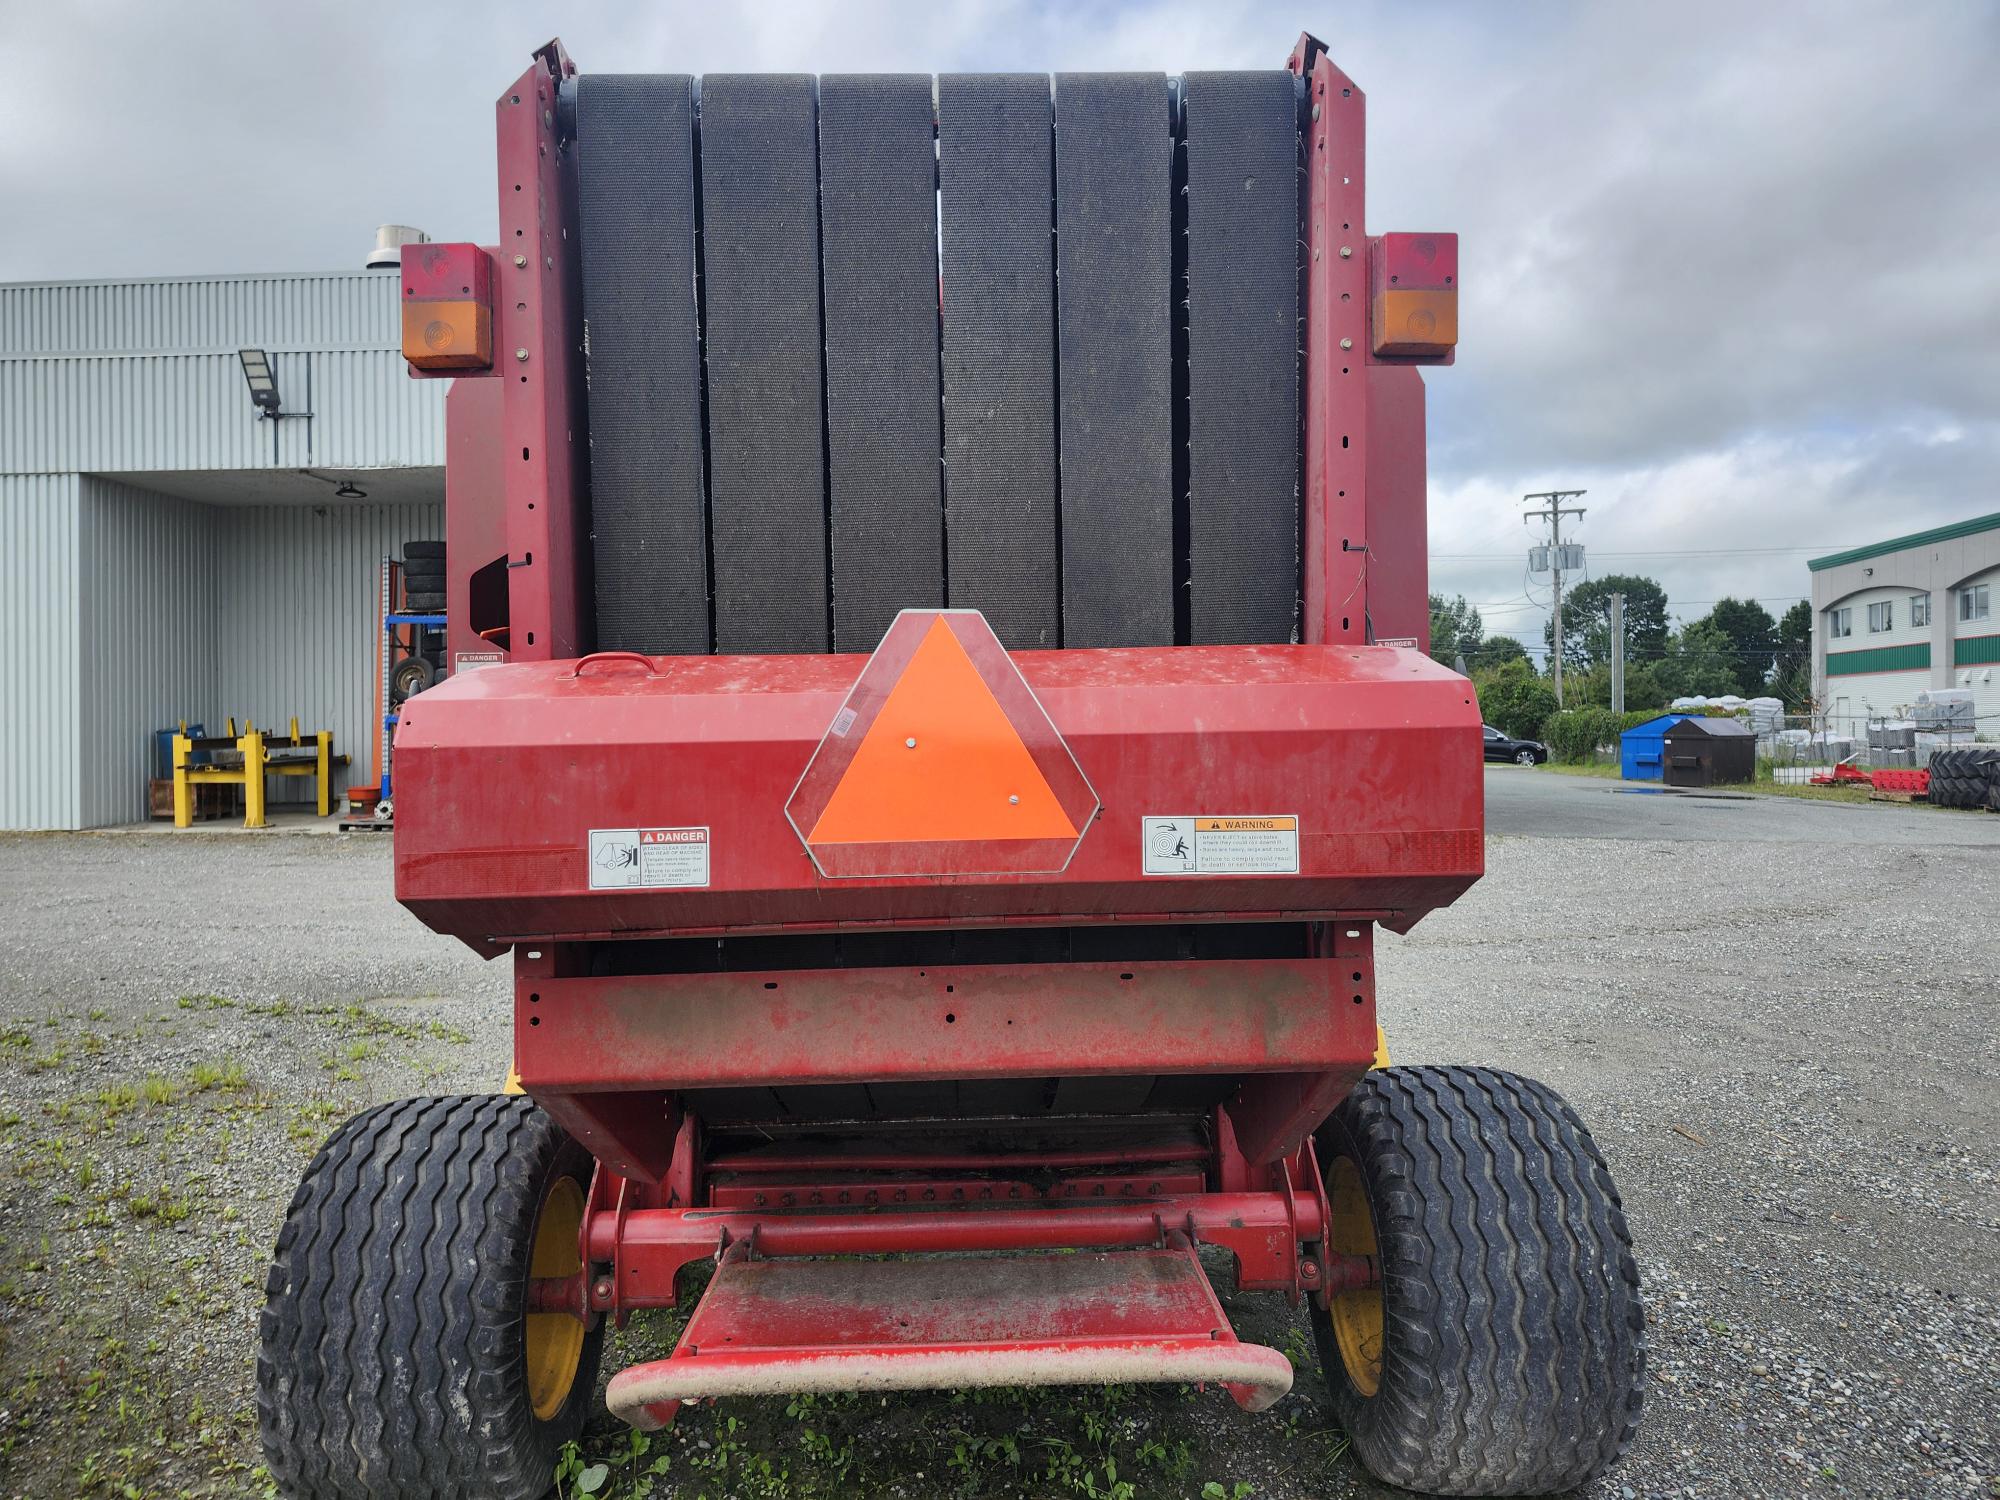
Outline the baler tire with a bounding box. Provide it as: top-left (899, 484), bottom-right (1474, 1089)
top-left (257, 1094), bottom-right (604, 1500)
top-left (1311, 1065), bottom-right (1646, 1496)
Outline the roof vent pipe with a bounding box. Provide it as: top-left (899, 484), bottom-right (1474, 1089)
top-left (365, 224), bottom-right (430, 270)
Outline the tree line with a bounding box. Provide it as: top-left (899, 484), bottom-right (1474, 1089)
top-left (1428, 576), bottom-right (1814, 739)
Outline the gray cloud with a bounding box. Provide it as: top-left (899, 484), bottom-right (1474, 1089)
top-left (6, 1), bottom-right (1994, 642)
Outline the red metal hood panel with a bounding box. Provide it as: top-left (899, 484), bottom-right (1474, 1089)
top-left (392, 644), bottom-right (1483, 947)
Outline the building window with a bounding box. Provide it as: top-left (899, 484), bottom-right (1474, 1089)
top-left (1910, 593), bottom-right (1930, 628)
top-left (1828, 607), bottom-right (1852, 639)
top-left (1962, 584), bottom-right (1991, 623)
top-left (1868, 601), bottom-right (1893, 633)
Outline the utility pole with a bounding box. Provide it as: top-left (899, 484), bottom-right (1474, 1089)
top-left (1609, 592), bottom-right (1626, 713)
top-left (1524, 490), bottom-right (1587, 707)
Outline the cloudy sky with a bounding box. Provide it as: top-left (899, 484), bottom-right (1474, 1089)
top-left (9, 1), bottom-right (1998, 649)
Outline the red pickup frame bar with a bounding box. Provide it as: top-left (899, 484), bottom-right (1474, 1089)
top-left (555, 1154), bottom-right (1339, 1326)
top-left (517, 926), bottom-right (1378, 1184)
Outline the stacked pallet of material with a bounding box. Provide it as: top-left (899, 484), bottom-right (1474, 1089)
top-left (1867, 720), bottom-right (1919, 768)
top-left (1914, 688), bottom-right (1976, 735)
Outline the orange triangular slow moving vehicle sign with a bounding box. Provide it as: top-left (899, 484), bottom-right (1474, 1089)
top-left (809, 620), bottom-right (1076, 844)
top-left (786, 611), bottom-right (1098, 879)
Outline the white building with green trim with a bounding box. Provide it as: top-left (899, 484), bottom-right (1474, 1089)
top-left (1809, 512), bottom-right (2000, 738)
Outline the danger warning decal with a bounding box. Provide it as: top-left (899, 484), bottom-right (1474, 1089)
top-left (1142, 815), bottom-right (1299, 876)
top-left (785, 610), bottom-right (1098, 880)
top-left (588, 827), bottom-right (711, 890)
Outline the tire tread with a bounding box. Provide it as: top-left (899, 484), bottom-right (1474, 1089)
top-left (1315, 1064), bottom-right (1645, 1495)
top-left (257, 1094), bottom-right (600, 1499)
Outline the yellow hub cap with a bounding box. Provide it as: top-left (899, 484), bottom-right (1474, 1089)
top-left (1326, 1156), bottom-right (1385, 1397)
top-left (524, 1176), bottom-right (586, 1421)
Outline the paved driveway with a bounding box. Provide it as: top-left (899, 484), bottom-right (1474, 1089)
top-left (1484, 763), bottom-right (2000, 846)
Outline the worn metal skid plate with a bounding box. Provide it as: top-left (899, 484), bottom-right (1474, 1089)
top-left (604, 1242), bottom-right (1293, 1425)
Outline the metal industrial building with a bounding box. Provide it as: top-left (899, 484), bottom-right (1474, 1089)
top-left (1810, 511), bottom-right (2000, 738)
top-left (0, 271), bottom-right (445, 829)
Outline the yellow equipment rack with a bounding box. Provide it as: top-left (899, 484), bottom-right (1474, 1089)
top-left (171, 718), bottom-right (338, 829)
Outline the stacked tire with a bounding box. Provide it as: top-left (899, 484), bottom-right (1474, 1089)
top-left (402, 539), bottom-right (446, 614)
top-left (1927, 747), bottom-right (2000, 810)
top-left (393, 540), bottom-right (447, 704)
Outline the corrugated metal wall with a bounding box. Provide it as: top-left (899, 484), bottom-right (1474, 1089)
top-left (0, 349), bottom-right (440, 473)
top-left (75, 478), bottom-right (219, 827)
top-left (0, 272), bottom-right (444, 474)
top-left (63, 484), bottom-right (442, 826)
top-left (1, 270), bottom-right (450, 829)
top-left (0, 474), bottom-right (82, 829)
top-left (0, 272), bottom-right (401, 355)
top-left (214, 501), bottom-right (443, 806)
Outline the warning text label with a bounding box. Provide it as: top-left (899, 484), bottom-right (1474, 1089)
top-left (1142, 815), bottom-right (1299, 876)
top-left (589, 827), bottom-right (711, 890)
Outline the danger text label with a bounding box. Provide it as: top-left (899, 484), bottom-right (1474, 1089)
top-left (588, 827), bottom-right (711, 890)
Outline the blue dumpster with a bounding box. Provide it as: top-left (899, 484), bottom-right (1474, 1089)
top-left (1619, 713), bottom-right (1692, 781)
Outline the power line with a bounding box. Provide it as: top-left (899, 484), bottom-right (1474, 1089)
top-left (1468, 644), bottom-right (1808, 661)
top-left (1465, 594), bottom-right (1809, 612)
top-left (1430, 545), bottom-right (1849, 560)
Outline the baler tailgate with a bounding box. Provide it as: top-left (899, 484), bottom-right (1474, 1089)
top-left (605, 1236), bottom-right (1293, 1428)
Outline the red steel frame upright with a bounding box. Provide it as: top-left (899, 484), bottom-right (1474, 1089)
top-left (1291, 34), bottom-right (1372, 650)
top-left (496, 40), bottom-right (587, 664)
top-left (405, 30), bottom-right (1470, 1414)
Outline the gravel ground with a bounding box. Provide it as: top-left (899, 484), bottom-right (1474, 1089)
top-left (0, 783), bottom-right (1994, 1499)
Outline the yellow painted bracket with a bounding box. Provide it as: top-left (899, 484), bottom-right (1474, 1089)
top-left (174, 729), bottom-right (266, 828)
top-left (173, 722), bottom-right (335, 829)
top-left (1372, 1026), bottom-right (1391, 1069)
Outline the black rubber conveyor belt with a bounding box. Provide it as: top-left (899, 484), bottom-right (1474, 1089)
top-left (1182, 71), bottom-right (1302, 645)
top-left (818, 75), bottom-right (946, 652)
top-left (700, 74), bottom-right (830, 654)
top-left (1053, 73), bottom-right (1175, 648)
top-left (569, 67), bottom-right (1306, 659)
top-left (573, 74), bottom-right (710, 655)
top-left (937, 73), bottom-right (1060, 650)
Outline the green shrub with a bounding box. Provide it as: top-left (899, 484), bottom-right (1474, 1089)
top-left (1543, 707), bottom-right (1629, 763)
top-left (1471, 659), bottom-right (1557, 741)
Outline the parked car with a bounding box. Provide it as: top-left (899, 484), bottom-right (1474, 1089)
top-left (1483, 724), bottom-right (1548, 765)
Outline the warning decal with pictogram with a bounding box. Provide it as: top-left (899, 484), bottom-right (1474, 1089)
top-left (785, 610), bottom-right (1098, 878)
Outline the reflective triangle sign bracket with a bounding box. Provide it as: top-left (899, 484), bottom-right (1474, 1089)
top-left (785, 610), bottom-right (1099, 879)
